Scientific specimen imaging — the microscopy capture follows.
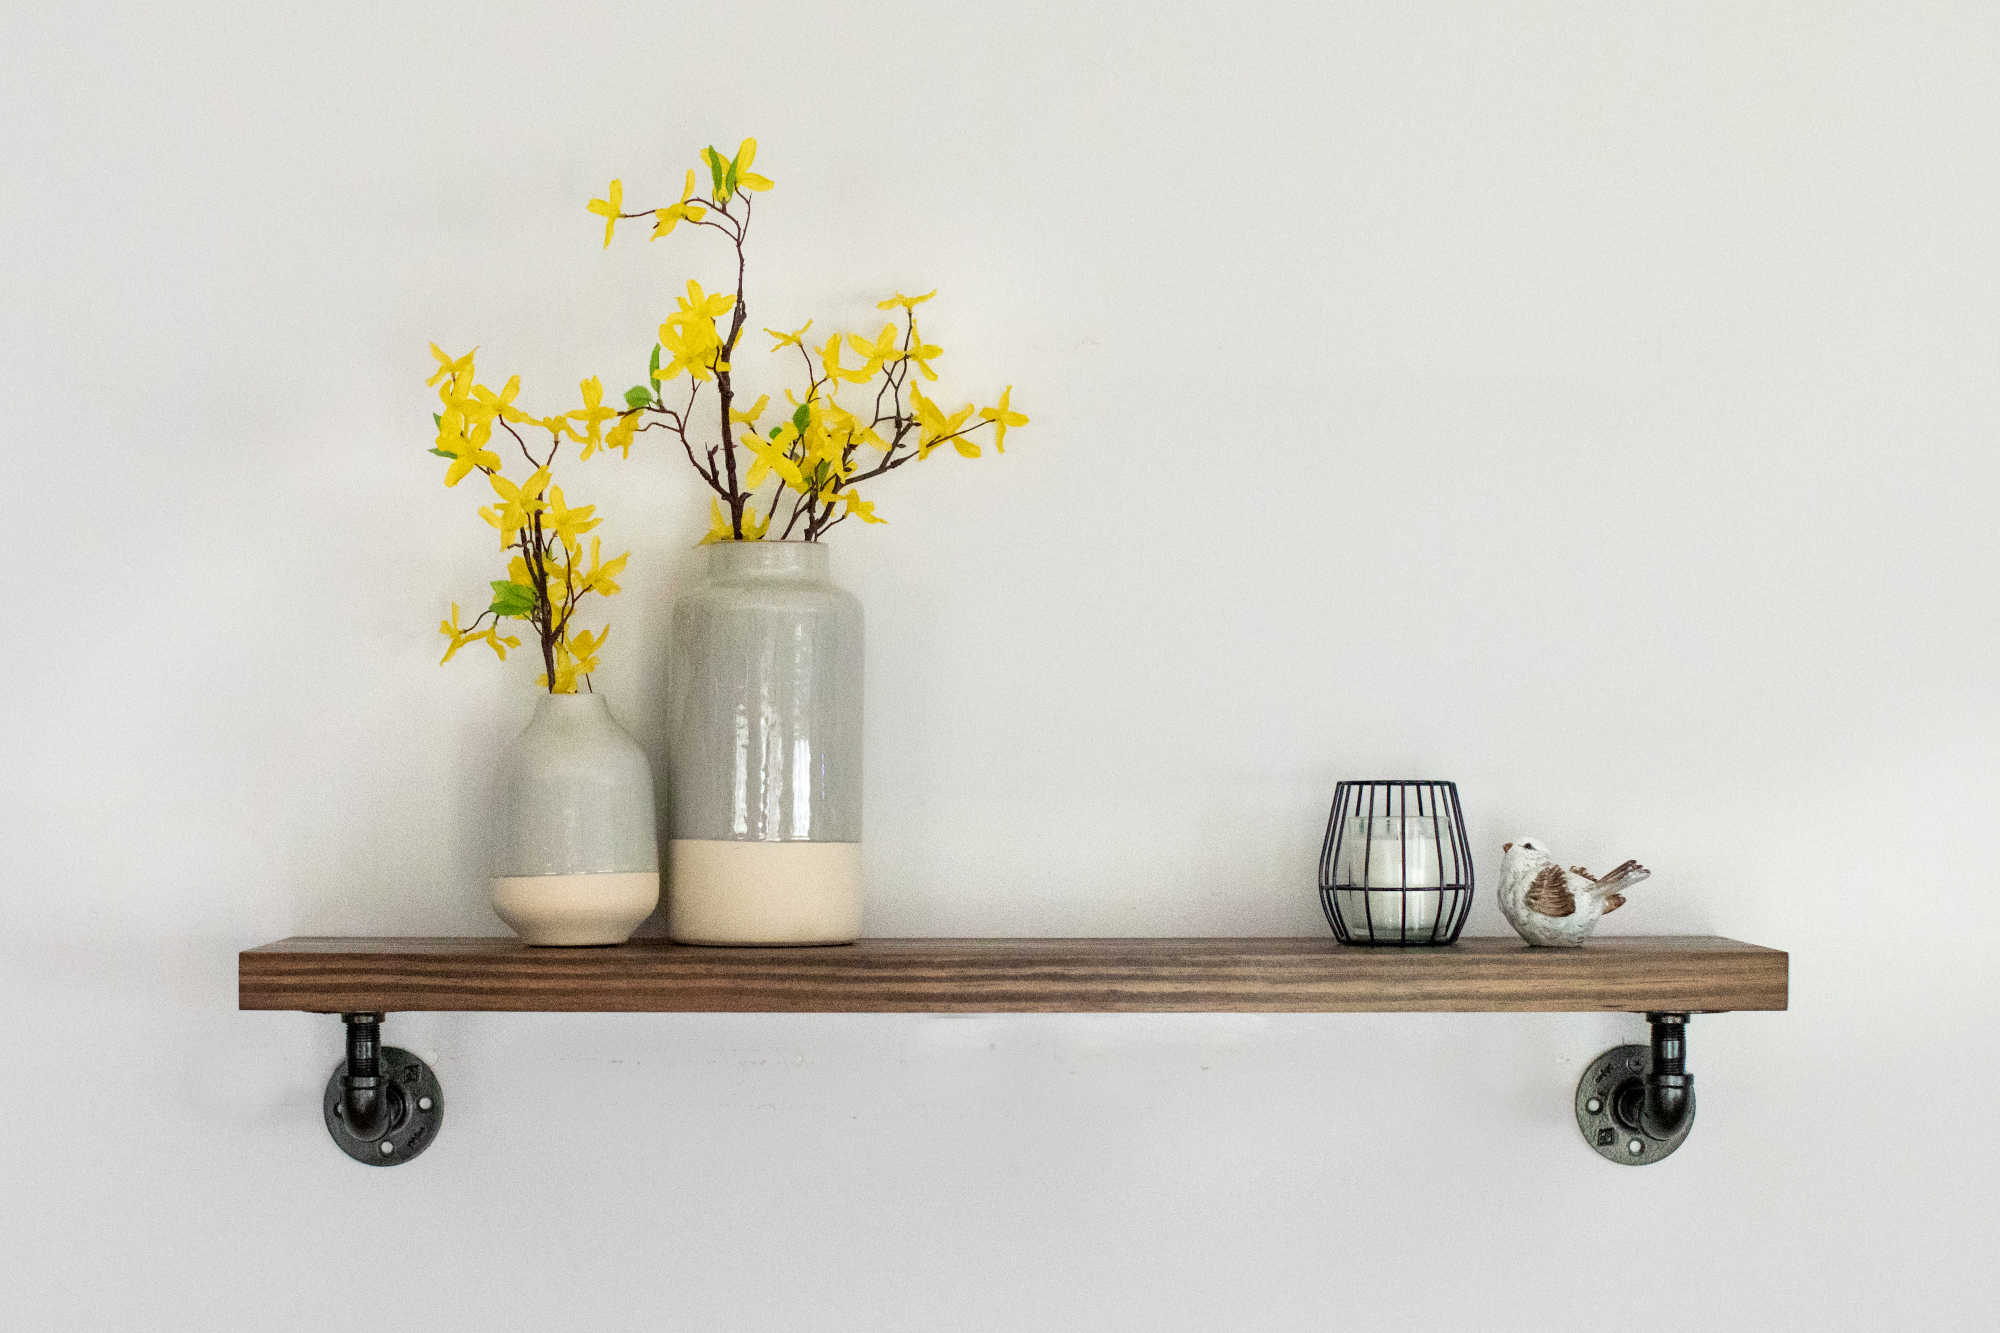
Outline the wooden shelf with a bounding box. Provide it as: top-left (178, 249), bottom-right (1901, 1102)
top-left (239, 935), bottom-right (1786, 1015)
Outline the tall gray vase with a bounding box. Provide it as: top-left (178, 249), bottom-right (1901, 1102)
top-left (666, 541), bottom-right (863, 944)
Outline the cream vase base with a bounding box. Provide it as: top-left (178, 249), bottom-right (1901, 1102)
top-left (490, 871), bottom-right (660, 946)
top-left (667, 839), bottom-right (862, 945)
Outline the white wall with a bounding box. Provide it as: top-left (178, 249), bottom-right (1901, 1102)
top-left (4, 2), bottom-right (1995, 1328)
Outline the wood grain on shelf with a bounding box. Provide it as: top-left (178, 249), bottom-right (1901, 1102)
top-left (239, 935), bottom-right (1787, 1014)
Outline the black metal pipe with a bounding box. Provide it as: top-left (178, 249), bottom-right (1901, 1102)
top-left (1639, 1012), bottom-right (1693, 1139)
top-left (338, 1012), bottom-right (396, 1142)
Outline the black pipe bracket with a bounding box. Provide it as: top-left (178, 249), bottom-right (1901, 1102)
top-left (322, 1012), bottom-right (443, 1166)
top-left (1574, 1012), bottom-right (1697, 1165)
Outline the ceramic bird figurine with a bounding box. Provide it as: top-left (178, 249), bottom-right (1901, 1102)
top-left (1497, 838), bottom-right (1651, 947)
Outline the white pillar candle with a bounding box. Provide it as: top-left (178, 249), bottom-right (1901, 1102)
top-left (1338, 816), bottom-right (1443, 940)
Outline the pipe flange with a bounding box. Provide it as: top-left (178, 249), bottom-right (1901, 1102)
top-left (1575, 1043), bottom-right (1695, 1166)
top-left (324, 1046), bottom-right (443, 1166)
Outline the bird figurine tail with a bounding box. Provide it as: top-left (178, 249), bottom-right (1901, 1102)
top-left (1583, 859), bottom-right (1650, 913)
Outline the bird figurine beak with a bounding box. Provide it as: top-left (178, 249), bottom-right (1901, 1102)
top-left (1503, 842), bottom-right (1513, 853)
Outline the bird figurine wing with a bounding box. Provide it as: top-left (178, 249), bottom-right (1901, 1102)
top-left (1523, 864), bottom-right (1575, 917)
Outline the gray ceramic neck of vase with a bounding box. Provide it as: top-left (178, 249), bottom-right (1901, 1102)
top-left (704, 540), bottom-right (829, 581)
top-left (530, 691), bottom-right (612, 721)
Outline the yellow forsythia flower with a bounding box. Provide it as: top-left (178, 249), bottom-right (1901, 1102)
top-left (906, 327), bottom-right (942, 381)
top-left (742, 431), bottom-right (805, 490)
top-left (587, 179), bottom-right (623, 248)
top-left (910, 388), bottom-right (974, 459)
top-left (677, 280), bottom-right (733, 320)
top-left (438, 603), bottom-right (518, 663)
top-left (481, 467), bottom-right (551, 546)
top-left (698, 498), bottom-right (733, 545)
top-left (659, 312), bottom-right (724, 382)
top-left (845, 324), bottom-right (900, 379)
top-left (438, 603), bottom-right (471, 663)
top-left (652, 170), bottom-right (708, 239)
top-left (426, 343), bottom-right (476, 388)
top-left (979, 386), bottom-right (1029, 453)
top-left (732, 138), bottom-right (773, 192)
top-left (837, 491), bottom-right (885, 524)
top-left (764, 320), bottom-right (812, 351)
top-left (436, 409), bottom-right (500, 487)
top-left (569, 378), bottom-right (616, 457)
top-left (544, 485), bottom-right (601, 552)
top-left (577, 538), bottom-right (628, 595)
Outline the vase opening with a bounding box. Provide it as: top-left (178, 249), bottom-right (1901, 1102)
top-left (704, 540), bottom-right (831, 580)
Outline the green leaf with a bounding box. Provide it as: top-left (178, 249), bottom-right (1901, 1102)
top-left (431, 412), bottom-right (442, 428)
top-left (487, 580), bottom-right (537, 619)
top-left (705, 146), bottom-right (725, 198)
top-left (624, 385), bottom-right (652, 410)
top-left (428, 447), bottom-right (455, 459)
top-left (649, 343), bottom-right (662, 379)
top-left (724, 152), bottom-right (739, 198)
top-left (792, 402), bottom-right (812, 433)
top-left (769, 425), bottom-right (783, 438)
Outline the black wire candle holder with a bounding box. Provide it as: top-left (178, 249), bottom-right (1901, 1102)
top-left (1317, 780), bottom-right (1473, 946)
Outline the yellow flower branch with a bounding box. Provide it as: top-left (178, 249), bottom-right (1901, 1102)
top-left (591, 137), bottom-right (1029, 544)
top-left (425, 345), bottom-right (628, 693)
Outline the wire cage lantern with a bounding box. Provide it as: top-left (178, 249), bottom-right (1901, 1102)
top-left (1317, 780), bottom-right (1473, 946)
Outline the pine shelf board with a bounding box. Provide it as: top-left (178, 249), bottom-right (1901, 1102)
top-left (238, 935), bottom-right (1787, 1015)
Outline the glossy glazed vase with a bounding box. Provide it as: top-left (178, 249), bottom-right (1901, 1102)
top-left (489, 693), bottom-right (660, 946)
top-left (666, 541), bottom-right (863, 945)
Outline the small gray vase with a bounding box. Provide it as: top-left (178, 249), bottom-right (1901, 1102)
top-left (666, 541), bottom-right (863, 944)
top-left (489, 692), bottom-right (660, 946)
